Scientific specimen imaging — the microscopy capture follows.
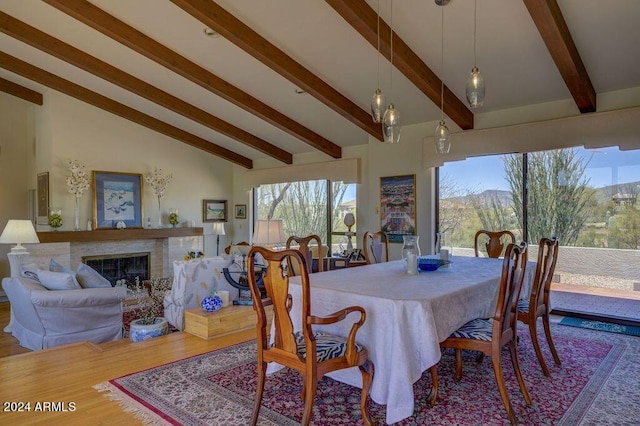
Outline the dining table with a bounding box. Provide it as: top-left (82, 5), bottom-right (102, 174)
top-left (267, 255), bottom-right (535, 425)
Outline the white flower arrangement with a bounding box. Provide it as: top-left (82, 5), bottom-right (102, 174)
top-left (145, 167), bottom-right (173, 202)
top-left (66, 160), bottom-right (90, 197)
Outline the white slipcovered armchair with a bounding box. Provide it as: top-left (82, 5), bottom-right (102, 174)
top-left (163, 257), bottom-right (240, 331)
top-left (2, 276), bottom-right (127, 350)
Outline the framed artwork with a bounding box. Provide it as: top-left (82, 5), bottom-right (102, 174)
top-left (203, 199), bottom-right (227, 222)
top-left (36, 172), bottom-right (50, 225)
top-left (93, 171), bottom-right (143, 229)
top-left (380, 174), bottom-right (416, 243)
top-left (234, 204), bottom-right (247, 219)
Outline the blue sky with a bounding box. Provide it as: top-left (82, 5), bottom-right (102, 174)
top-left (441, 146), bottom-right (640, 192)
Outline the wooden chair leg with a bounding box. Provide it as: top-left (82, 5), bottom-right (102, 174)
top-left (429, 365), bottom-right (439, 406)
top-left (490, 352), bottom-right (518, 425)
top-left (508, 341), bottom-right (532, 405)
top-left (301, 373), bottom-right (317, 426)
top-left (529, 317), bottom-right (551, 377)
top-left (250, 361), bottom-right (267, 426)
top-left (543, 314), bottom-right (562, 366)
top-left (359, 360), bottom-right (374, 426)
top-left (454, 349), bottom-right (463, 381)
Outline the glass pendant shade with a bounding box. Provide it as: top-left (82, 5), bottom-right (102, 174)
top-left (371, 89), bottom-right (386, 123)
top-left (435, 120), bottom-right (451, 154)
top-left (382, 103), bottom-right (401, 143)
top-left (466, 66), bottom-right (485, 108)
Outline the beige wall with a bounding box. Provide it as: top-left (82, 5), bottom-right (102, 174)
top-left (0, 91), bottom-right (234, 275)
top-left (0, 92), bottom-right (35, 278)
top-left (3, 84), bottom-right (640, 276)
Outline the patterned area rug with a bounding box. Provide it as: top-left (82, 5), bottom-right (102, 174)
top-left (559, 316), bottom-right (640, 337)
top-left (95, 324), bottom-right (640, 425)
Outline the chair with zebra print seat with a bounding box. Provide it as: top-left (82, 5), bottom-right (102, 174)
top-left (436, 242), bottom-right (531, 425)
top-left (247, 246), bottom-right (374, 426)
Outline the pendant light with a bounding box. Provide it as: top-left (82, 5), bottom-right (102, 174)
top-left (435, 0), bottom-right (450, 154)
top-left (370, 0), bottom-right (385, 123)
top-left (465, 0), bottom-right (485, 108)
top-left (383, 0), bottom-right (401, 144)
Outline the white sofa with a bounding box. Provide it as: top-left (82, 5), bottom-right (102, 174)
top-left (2, 276), bottom-right (127, 350)
top-left (163, 257), bottom-right (240, 331)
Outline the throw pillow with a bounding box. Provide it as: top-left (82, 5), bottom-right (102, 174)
top-left (20, 263), bottom-right (41, 283)
top-left (76, 263), bottom-right (111, 288)
top-left (37, 269), bottom-right (82, 291)
top-left (49, 259), bottom-right (76, 276)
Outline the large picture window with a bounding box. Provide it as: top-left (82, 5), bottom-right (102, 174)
top-left (254, 180), bottom-right (356, 254)
top-left (437, 146), bottom-right (640, 320)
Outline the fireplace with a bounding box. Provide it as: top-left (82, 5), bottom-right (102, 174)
top-left (83, 252), bottom-right (150, 286)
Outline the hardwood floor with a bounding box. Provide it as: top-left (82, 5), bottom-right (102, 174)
top-left (0, 301), bottom-right (255, 425)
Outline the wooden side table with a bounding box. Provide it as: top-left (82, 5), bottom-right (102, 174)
top-left (184, 304), bottom-right (273, 340)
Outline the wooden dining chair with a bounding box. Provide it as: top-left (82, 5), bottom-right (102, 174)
top-left (474, 229), bottom-right (516, 258)
top-left (517, 237), bottom-right (561, 377)
top-left (437, 242), bottom-right (531, 425)
top-left (247, 247), bottom-right (374, 426)
top-left (286, 234), bottom-right (323, 275)
top-left (363, 231), bottom-right (389, 264)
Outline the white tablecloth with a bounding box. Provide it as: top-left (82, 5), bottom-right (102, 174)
top-left (268, 256), bottom-right (534, 425)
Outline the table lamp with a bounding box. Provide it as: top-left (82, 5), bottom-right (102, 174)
top-left (0, 219), bottom-right (40, 333)
top-left (212, 222), bottom-right (226, 256)
top-left (252, 219), bottom-right (285, 249)
top-left (0, 219), bottom-right (40, 276)
top-left (344, 213), bottom-right (355, 253)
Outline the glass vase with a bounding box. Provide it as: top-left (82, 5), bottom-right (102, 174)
top-left (156, 197), bottom-right (162, 228)
top-left (49, 208), bottom-right (63, 231)
top-left (74, 196), bottom-right (81, 231)
top-left (169, 208), bottom-right (179, 228)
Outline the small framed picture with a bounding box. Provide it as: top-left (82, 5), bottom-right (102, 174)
top-left (93, 171), bottom-right (144, 229)
top-left (234, 204), bottom-right (247, 219)
top-left (203, 199), bottom-right (227, 222)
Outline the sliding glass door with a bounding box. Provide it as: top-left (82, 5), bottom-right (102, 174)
top-left (438, 146), bottom-right (640, 321)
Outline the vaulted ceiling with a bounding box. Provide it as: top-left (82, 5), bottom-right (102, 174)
top-left (1, 0), bottom-right (639, 169)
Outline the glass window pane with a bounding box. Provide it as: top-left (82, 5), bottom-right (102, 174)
top-left (255, 180), bottom-right (328, 242)
top-left (438, 154), bottom-right (523, 257)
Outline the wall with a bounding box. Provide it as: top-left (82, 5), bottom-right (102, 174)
top-left (4, 84), bottom-right (640, 275)
top-left (0, 92), bottom-right (35, 279)
top-left (0, 91), bottom-right (234, 274)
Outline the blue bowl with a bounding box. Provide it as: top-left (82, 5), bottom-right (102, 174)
top-left (417, 257), bottom-right (451, 272)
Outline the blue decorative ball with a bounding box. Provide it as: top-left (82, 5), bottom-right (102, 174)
top-left (201, 295), bottom-right (223, 312)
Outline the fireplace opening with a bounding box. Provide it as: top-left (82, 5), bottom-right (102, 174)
top-left (82, 252), bottom-right (150, 287)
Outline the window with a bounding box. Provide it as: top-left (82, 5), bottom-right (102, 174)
top-left (254, 180), bottom-right (356, 254)
top-left (437, 146), bottom-right (640, 321)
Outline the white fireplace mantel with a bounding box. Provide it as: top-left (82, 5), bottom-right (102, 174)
top-left (25, 228), bottom-right (204, 278)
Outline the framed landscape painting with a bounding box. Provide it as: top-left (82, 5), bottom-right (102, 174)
top-left (93, 171), bottom-right (143, 229)
top-left (203, 199), bottom-right (227, 222)
top-left (380, 174), bottom-right (416, 243)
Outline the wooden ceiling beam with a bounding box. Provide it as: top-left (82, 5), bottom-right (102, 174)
top-left (0, 76), bottom-right (43, 105)
top-left (325, 0), bottom-right (474, 130)
top-left (523, 0), bottom-right (596, 113)
top-left (0, 11), bottom-right (290, 164)
top-left (170, 0), bottom-right (384, 141)
top-left (45, 0), bottom-right (342, 159)
top-left (0, 51), bottom-right (253, 168)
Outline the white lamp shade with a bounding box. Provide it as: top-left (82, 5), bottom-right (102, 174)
top-left (252, 219), bottom-right (285, 246)
top-left (212, 222), bottom-right (226, 235)
top-left (0, 220), bottom-right (40, 252)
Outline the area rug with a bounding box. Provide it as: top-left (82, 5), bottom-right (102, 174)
top-left (559, 316), bottom-right (640, 337)
top-left (95, 324), bottom-right (640, 425)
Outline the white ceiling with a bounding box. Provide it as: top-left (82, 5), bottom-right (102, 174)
top-left (1, 0), bottom-right (639, 167)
